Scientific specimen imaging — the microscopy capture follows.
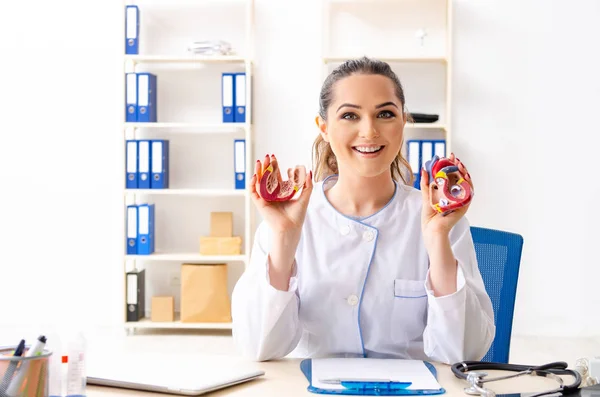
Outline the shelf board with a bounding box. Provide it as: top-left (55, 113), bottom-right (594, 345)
top-left (125, 317), bottom-right (232, 330)
top-left (125, 253), bottom-right (247, 263)
top-left (125, 55), bottom-right (248, 64)
top-left (125, 188), bottom-right (247, 197)
top-left (323, 56), bottom-right (447, 64)
top-left (124, 122), bottom-right (246, 133)
top-left (405, 123), bottom-right (447, 131)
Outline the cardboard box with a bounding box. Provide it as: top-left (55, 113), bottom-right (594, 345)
top-left (210, 212), bottom-right (233, 237)
top-left (151, 296), bottom-right (174, 322)
top-left (199, 236), bottom-right (242, 255)
top-left (180, 263), bottom-right (231, 323)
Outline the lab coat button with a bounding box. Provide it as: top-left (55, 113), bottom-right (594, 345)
top-left (347, 295), bottom-right (359, 306)
top-left (340, 225), bottom-right (350, 236)
top-left (363, 230), bottom-right (374, 242)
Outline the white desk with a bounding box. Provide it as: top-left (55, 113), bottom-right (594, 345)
top-left (87, 358), bottom-right (576, 397)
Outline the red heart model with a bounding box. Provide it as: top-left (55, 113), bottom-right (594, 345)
top-left (425, 155), bottom-right (473, 215)
top-left (259, 160), bottom-right (307, 202)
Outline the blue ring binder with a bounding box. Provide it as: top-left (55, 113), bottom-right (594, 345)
top-left (300, 359), bottom-right (446, 395)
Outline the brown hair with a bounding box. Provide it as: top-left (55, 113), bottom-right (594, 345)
top-left (312, 56), bottom-right (414, 185)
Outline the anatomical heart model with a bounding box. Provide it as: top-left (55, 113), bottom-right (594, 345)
top-left (259, 157), bottom-right (307, 202)
top-left (425, 155), bottom-right (473, 215)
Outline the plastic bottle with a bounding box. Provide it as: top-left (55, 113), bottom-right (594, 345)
top-left (65, 331), bottom-right (86, 397)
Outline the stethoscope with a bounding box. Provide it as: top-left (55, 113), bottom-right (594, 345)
top-left (451, 361), bottom-right (582, 397)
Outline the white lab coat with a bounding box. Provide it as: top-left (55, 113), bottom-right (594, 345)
top-left (231, 176), bottom-right (495, 363)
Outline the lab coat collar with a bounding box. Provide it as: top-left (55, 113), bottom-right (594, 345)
top-left (318, 174), bottom-right (401, 225)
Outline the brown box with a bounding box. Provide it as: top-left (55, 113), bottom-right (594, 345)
top-left (210, 212), bottom-right (233, 237)
top-left (199, 236), bottom-right (242, 255)
top-left (151, 296), bottom-right (174, 322)
top-left (180, 263), bottom-right (231, 323)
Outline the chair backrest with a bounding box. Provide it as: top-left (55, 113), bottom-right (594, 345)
top-left (470, 226), bottom-right (524, 363)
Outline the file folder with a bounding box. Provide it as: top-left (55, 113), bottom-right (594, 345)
top-left (126, 269), bottom-right (145, 322)
top-left (126, 205), bottom-right (138, 254)
top-left (406, 139), bottom-right (446, 190)
top-left (222, 73), bottom-right (234, 123)
top-left (138, 140), bottom-right (151, 189)
top-left (126, 73), bottom-right (137, 122)
top-left (151, 140), bottom-right (169, 189)
top-left (234, 72), bottom-right (246, 123)
top-left (407, 140), bottom-right (420, 189)
top-left (125, 5), bottom-right (139, 55)
top-left (137, 73), bottom-right (157, 122)
top-left (234, 139), bottom-right (246, 189)
top-left (421, 141), bottom-right (434, 179)
top-left (300, 358), bottom-right (445, 396)
top-left (433, 140), bottom-right (446, 158)
top-left (137, 203), bottom-right (155, 255)
top-left (126, 140), bottom-right (138, 188)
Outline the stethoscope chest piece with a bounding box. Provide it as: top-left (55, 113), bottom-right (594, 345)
top-left (464, 372), bottom-right (496, 397)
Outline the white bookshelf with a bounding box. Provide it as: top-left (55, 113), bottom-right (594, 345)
top-left (122, 0), bottom-right (255, 332)
top-left (125, 253), bottom-right (247, 263)
top-left (125, 188), bottom-right (247, 197)
top-left (124, 122), bottom-right (246, 134)
top-left (125, 55), bottom-right (247, 64)
top-left (321, 0), bottom-right (453, 156)
top-left (124, 317), bottom-right (233, 330)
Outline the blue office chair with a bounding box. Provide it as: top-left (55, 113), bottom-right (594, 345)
top-left (470, 226), bottom-right (524, 364)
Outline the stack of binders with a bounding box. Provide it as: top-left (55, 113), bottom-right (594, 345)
top-left (126, 204), bottom-right (155, 256)
top-left (407, 139), bottom-right (446, 189)
top-left (126, 139), bottom-right (169, 189)
top-left (126, 72), bottom-right (158, 123)
top-left (222, 73), bottom-right (246, 123)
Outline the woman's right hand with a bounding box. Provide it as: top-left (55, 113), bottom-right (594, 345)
top-left (250, 154), bottom-right (313, 237)
top-left (250, 155), bottom-right (313, 290)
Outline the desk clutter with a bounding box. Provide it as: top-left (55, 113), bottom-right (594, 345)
top-left (0, 334), bottom-right (87, 397)
top-left (126, 262), bottom-right (232, 323)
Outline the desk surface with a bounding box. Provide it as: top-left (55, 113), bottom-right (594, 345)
top-left (87, 358), bottom-right (573, 397)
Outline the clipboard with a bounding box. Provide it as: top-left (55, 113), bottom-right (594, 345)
top-left (300, 358), bottom-right (446, 396)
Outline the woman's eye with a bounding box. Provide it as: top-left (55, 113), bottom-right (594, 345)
top-left (342, 113), bottom-right (358, 120)
top-left (378, 110), bottom-right (395, 118)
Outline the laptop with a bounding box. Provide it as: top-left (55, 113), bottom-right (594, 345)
top-left (86, 355), bottom-right (265, 396)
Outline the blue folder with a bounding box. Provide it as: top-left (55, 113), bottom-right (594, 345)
top-left (407, 139), bottom-right (446, 190)
top-left (300, 359), bottom-right (445, 396)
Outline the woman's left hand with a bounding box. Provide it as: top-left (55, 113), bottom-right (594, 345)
top-left (420, 153), bottom-right (473, 238)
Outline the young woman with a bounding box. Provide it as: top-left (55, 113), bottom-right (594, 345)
top-left (231, 57), bottom-right (495, 364)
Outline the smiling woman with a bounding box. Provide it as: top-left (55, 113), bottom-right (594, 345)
top-left (313, 57), bottom-right (414, 186)
top-left (231, 56), bottom-right (495, 364)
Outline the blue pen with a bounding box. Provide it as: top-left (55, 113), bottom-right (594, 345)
top-left (0, 339), bottom-right (26, 396)
top-left (321, 378), bottom-right (412, 391)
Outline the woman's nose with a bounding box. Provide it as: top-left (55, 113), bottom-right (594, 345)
top-left (359, 119), bottom-right (379, 139)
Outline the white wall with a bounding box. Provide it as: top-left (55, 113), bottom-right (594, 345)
top-left (0, 0), bottom-right (598, 340)
top-left (451, 0), bottom-right (600, 337)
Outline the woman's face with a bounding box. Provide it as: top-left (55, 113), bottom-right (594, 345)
top-left (319, 74), bottom-right (406, 179)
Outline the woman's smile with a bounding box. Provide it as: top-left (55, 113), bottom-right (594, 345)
top-left (352, 144), bottom-right (386, 158)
